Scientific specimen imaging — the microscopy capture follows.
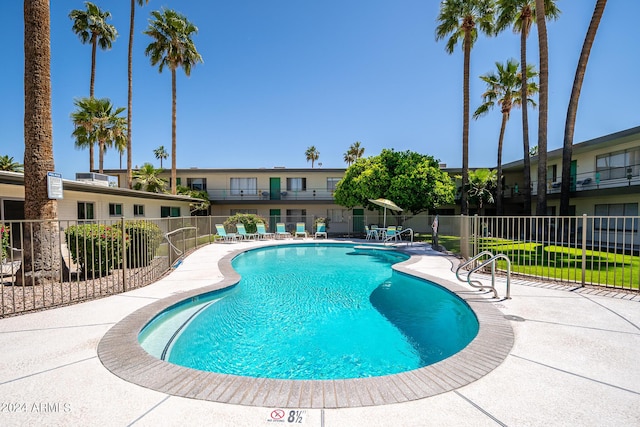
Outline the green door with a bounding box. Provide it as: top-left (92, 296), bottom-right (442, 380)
top-left (269, 209), bottom-right (281, 232)
top-left (270, 178), bottom-right (281, 200)
top-left (353, 208), bottom-right (364, 234)
top-left (570, 160), bottom-right (577, 192)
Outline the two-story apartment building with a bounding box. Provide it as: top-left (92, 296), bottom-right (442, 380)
top-left (500, 125), bottom-right (640, 216)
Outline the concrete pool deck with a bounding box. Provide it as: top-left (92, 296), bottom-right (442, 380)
top-left (0, 239), bottom-right (638, 426)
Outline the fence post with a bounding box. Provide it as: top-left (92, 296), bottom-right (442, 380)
top-left (460, 214), bottom-right (469, 259)
top-left (121, 216), bottom-right (127, 292)
top-left (581, 214), bottom-right (587, 287)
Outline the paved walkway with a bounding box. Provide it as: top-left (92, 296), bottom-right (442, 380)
top-left (0, 239), bottom-right (638, 426)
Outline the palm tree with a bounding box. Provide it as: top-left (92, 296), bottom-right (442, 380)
top-left (534, 0), bottom-right (550, 215)
top-left (71, 97), bottom-right (127, 174)
top-left (133, 163), bottom-right (167, 193)
top-left (495, 0), bottom-right (560, 215)
top-left (560, 0), bottom-right (607, 215)
top-left (144, 9), bottom-right (203, 195)
top-left (0, 155), bottom-right (24, 172)
top-left (69, 2), bottom-right (118, 172)
top-left (154, 145), bottom-right (169, 168)
top-left (127, 0), bottom-right (150, 189)
top-left (343, 151), bottom-right (356, 166)
top-left (305, 146), bottom-right (320, 168)
top-left (19, 0), bottom-right (64, 285)
top-left (473, 59), bottom-right (538, 214)
top-left (350, 141), bottom-right (365, 161)
top-left (436, 0), bottom-right (495, 215)
top-left (466, 168), bottom-right (497, 215)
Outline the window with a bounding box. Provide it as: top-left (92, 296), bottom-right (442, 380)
top-left (326, 178), bottom-right (341, 192)
top-left (230, 178), bottom-right (257, 195)
top-left (327, 209), bottom-right (346, 223)
top-left (134, 204), bottom-right (145, 217)
top-left (109, 203), bottom-right (123, 216)
top-left (168, 177), bottom-right (181, 189)
top-left (286, 209), bottom-right (306, 223)
top-left (161, 206), bottom-right (181, 218)
top-left (595, 203), bottom-right (638, 231)
top-left (286, 178), bottom-right (306, 192)
top-left (230, 209), bottom-right (257, 215)
top-left (187, 178), bottom-right (206, 191)
top-left (596, 148), bottom-right (640, 180)
top-left (77, 202), bottom-right (95, 220)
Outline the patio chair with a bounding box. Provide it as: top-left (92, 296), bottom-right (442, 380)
top-left (295, 222), bottom-right (308, 238)
top-left (314, 222), bottom-right (327, 239)
top-left (384, 226), bottom-right (398, 242)
top-left (236, 223), bottom-right (258, 240)
top-left (256, 223), bottom-right (275, 239)
top-left (365, 225), bottom-right (378, 240)
top-left (215, 224), bottom-right (238, 243)
top-left (275, 223), bottom-right (291, 239)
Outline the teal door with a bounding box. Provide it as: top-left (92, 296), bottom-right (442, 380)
top-left (353, 208), bottom-right (364, 234)
top-left (270, 209), bottom-right (281, 232)
top-left (570, 160), bottom-right (577, 191)
top-left (270, 178), bottom-right (280, 200)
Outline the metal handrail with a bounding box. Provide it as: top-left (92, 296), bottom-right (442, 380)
top-left (456, 251), bottom-right (512, 299)
top-left (164, 226), bottom-right (197, 259)
top-left (383, 228), bottom-right (414, 245)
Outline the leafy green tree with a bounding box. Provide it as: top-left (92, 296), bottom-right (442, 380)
top-left (126, 0), bottom-right (150, 189)
top-left (133, 163), bottom-right (167, 193)
top-left (69, 1), bottom-right (118, 172)
top-left (176, 185), bottom-right (210, 213)
top-left (334, 149), bottom-right (455, 217)
top-left (560, 0), bottom-right (607, 215)
top-left (0, 155), bottom-right (24, 172)
top-left (474, 59), bottom-right (538, 214)
top-left (436, 0), bottom-right (495, 215)
top-left (154, 145), bottom-right (168, 168)
top-left (496, 0), bottom-right (560, 214)
top-left (144, 9), bottom-right (203, 195)
top-left (305, 146), bottom-right (320, 168)
top-left (71, 97), bottom-right (127, 174)
top-left (466, 168), bottom-right (497, 215)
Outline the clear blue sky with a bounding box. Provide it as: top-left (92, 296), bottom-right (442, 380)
top-left (2, 1), bottom-right (638, 179)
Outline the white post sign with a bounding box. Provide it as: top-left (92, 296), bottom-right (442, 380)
top-left (47, 172), bottom-right (64, 199)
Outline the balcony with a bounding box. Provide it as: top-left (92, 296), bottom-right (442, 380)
top-left (507, 170), bottom-right (639, 198)
top-left (206, 187), bottom-right (336, 202)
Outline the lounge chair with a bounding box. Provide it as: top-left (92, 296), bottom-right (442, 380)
top-left (236, 223), bottom-right (258, 240)
top-left (215, 224), bottom-right (238, 242)
top-left (256, 223), bottom-right (274, 239)
top-left (365, 225), bottom-right (378, 240)
top-left (275, 223), bottom-right (291, 239)
top-left (295, 222), bottom-right (308, 238)
top-left (314, 222), bottom-right (327, 239)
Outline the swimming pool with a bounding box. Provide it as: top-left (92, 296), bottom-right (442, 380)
top-left (139, 244), bottom-right (479, 380)
top-left (98, 241), bottom-right (514, 408)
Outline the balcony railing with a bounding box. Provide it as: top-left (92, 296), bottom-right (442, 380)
top-left (206, 187), bottom-right (336, 201)
top-left (506, 171), bottom-right (639, 198)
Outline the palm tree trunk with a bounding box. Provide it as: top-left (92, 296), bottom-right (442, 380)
top-left (89, 36), bottom-right (97, 172)
top-left (496, 113), bottom-right (508, 215)
top-left (535, 0), bottom-right (549, 216)
top-left (520, 26), bottom-right (532, 215)
top-left (560, 0), bottom-right (607, 215)
top-left (461, 29), bottom-right (471, 216)
top-left (99, 140), bottom-right (105, 174)
top-left (127, 0), bottom-right (135, 188)
top-left (20, 0), bottom-right (65, 285)
top-left (171, 68), bottom-right (177, 195)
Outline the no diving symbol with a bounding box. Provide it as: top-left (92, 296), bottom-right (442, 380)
top-left (271, 409), bottom-right (285, 420)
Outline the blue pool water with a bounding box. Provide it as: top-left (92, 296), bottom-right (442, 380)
top-left (139, 244), bottom-right (479, 380)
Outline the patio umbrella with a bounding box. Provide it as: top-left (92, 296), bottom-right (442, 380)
top-left (368, 198), bottom-right (403, 228)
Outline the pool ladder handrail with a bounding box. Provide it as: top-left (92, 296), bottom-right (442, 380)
top-left (164, 226), bottom-right (197, 258)
top-left (456, 250), bottom-right (511, 299)
top-left (383, 228), bottom-right (414, 245)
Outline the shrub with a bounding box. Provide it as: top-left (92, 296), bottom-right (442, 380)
top-left (1, 224), bottom-right (9, 260)
top-left (122, 221), bottom-right (162, 267)
top-left (65, 224), bottom-right (128, 277)
top-left (223, 213), bottom-right (268, 233)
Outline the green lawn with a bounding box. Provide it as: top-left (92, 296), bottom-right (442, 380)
top-left (436, 235), bottom-right (639, 290)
